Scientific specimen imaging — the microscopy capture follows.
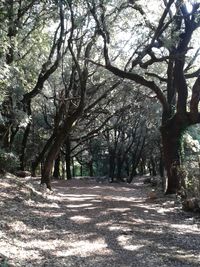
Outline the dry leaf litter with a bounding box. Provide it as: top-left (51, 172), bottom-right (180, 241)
top-left (0, 173), bottom-right (200, 267)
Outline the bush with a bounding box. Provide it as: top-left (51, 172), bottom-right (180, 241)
top-left (0, 148), bottom-right (19, 173)
top-left (181, 130), bottom-right (200, 211)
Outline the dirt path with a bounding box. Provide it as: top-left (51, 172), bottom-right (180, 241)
top-left (0, 175), bottom-right (200, 267)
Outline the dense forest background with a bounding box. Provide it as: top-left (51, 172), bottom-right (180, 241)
top-left (1, 0), bottom-right (200, 202)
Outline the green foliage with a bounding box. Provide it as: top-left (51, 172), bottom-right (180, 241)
top-left (0, 259), bottom-right (9, 267)
top-left (183, 128), bottom-right (200, 158)
top-left (182, 127), bottom-right (200, 200)
top-left (0, 148), bottom-right (19, 172)
top-left (0, 0), bottom-right (200, 198)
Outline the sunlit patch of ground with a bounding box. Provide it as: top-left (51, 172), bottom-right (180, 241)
top-left (0, 174), bottom-right (200, 267)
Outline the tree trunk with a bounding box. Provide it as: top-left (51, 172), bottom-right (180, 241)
top-left (53, 154), bottom-right (60, 179)
top-left (160, 116), bottom-right (185, 194)
top-left (2, 124), bottom-right (18, 151)
top-left (125, 157), bottom-right (130, 177)
top-left (31, 133), bottom-right (55, 176)
top-left (80, 164), bottom-right (83, 177)
top-left (41, 161), bottom-right (44, 175)
top-left (109, 149), bottom-right (115, 182)
top-left (20, 122), bottom-right (31, 171)
top-left (61, 155), bottom-right (66, 179)
top-left (20, 100), bottom-right (32, 171)
top-left (127, 136), bottom-right (145, 183)
top-left (41, 129), bottom-right (67, 189)
top-left (150, 157), bottom-right (157, 176)
top-left (65, 136), bottom-right (72, 180)
top-left (128, 163), bottom-right (137, 182)
top-left (10, 126), bottom-right (19, 149)
top-left (140, 158), bottom-right (146, 175)
top-left (72, 157), bottom-right (75, 177)
top-left (116, 154), bottom-right (124, 181)
top-left (2, 123), bottom-right (11, 150)
top-left (88, 161), bottom-right (94, 177)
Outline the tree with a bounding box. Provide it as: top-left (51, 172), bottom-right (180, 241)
top-left (0, 0), bottom-right (66, 171)
top-left (1, 0), bottom-right (200, 195)
top-left (88, 0), bottom-right (200, 193)
top-left (39, 0), bottom-right (98, 189)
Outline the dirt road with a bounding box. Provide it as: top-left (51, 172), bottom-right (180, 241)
top-left (0, 175), bottom-right (200, 266)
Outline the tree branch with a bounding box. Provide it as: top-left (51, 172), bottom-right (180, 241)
top-left (106, 64), bottom-right (169, 111)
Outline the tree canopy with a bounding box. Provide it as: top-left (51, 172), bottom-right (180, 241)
top-left (1, 0), bottom-right (200, 196)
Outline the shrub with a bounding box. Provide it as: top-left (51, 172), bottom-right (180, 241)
top-left (0, 148), bottom-right (19, 173)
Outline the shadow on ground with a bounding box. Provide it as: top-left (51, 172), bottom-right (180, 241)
top-left (0, 176), bottom-right (200, 267)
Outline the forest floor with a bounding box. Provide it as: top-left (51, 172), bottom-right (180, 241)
top-left (0, 174), bottom-right (200, 267)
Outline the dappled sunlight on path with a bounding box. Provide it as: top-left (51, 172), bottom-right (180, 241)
top-left (0, 176), bottom-right (200, 266)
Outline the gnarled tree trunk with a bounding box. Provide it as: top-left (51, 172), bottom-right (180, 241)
top-left (108, 148), bottom-right (115, 182)
top-left (41, 127), bottom-right (69, 189)
top-left (161, 114), bottom-right (188, 194)
top-left (31, 133), bottom-right (55, 176)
